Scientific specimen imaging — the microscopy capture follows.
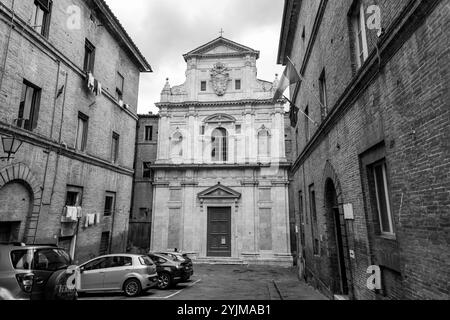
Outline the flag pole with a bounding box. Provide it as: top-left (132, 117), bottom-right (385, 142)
top-left (286, 56), bottom-right (328, 118)
top-left (282, 95), bottom-right (319, 127)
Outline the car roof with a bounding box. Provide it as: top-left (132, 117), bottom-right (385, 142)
top-left (80, 253), bottom-right (146, 265)
top-left (0, 244), bottom-right (62, 250)
top-left (149, 253), bottom-right (171, 258)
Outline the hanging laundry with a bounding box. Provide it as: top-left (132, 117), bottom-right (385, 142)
top-left (88, 214), bottom-right (95, 226)
top-left (95, 213), bottom-right (101, 224)
top-left (76, 207), bottom-right (83, 219)
top-left (87, 72), bottom-right (95, 92)
top-left (95, 80), bottom-right (102, 96)
top-left (66, 206), bottom-right (78, 222)
top-left (84, 215), bottom-right (89, 228)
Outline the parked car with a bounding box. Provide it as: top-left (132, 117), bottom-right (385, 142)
top-left (77, 254), bottom-right (158, 297)
top-left (155, 251), bottom-right (194, 282)
top-left (0, 243), bottom-right (77, 300)
top-left (148, 253), bottom-right (193, 290)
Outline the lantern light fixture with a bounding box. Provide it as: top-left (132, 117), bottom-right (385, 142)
top-left (1, 135), bottom-right (23, 161)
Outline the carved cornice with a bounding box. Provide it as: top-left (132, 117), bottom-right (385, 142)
top-left (183, 36), bottom-right (260, 61)
top-left (156, 99), bottom-right (279, 108)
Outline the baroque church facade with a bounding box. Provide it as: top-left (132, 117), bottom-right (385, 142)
top-left (150, 37), bottom-right (293, 265)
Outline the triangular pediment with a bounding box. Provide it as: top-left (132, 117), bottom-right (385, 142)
top-left (204, 45), bottom-right (240, 55)
top-left (183, 37), bottom-right (260, 61)
top-left (198, 183), bottom-right (241, 199)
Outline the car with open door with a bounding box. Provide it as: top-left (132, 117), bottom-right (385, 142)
top-left (77, 254), bottom-right (158, 297)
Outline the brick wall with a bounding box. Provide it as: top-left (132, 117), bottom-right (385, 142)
top-left (0, 0), bottom-right (146, 263)
top-left (286, 0), bottom-right (449, 299)
top-left (128, 115), bottom-right (159, 251)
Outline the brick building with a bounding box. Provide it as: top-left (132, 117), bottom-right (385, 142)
top-left (0, 0), bottom-right (151, 263)
top-left (278, 0), bottom-right (449, 299)
top-left (129, 113), bottom-right (159, 252)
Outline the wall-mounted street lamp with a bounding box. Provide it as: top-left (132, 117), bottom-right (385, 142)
top-left (1, 135), bottom-right (23, 161)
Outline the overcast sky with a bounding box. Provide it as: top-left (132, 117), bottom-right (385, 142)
top-left (105, 0), bottom-right (285, 114)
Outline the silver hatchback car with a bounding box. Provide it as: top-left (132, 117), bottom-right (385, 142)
top-left (78, 254), bottom-right (157, 297)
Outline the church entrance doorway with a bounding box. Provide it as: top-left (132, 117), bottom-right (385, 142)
top-left (207, 207), bottom-right (231, 257)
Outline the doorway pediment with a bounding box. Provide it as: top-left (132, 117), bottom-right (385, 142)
top-left (198, 183), bottom-right (241, 200)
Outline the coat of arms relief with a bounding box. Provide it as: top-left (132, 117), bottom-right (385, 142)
top-left (210, 62), bottom-right (231, 96)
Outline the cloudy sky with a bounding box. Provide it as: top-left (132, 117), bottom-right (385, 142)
top-left (105, 0), bottom-right (285, 114)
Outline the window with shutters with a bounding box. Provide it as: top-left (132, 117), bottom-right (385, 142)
top-left (116, 72), bottom-right (124, 101)
top-left (84, 39), bottom-right (96, 73)
top-left (17, 80), bottom-right (41, 132)
top-left (32, 0), bottom-right (52, 37)
top-left (65, 186), bottom-right (83, 207)
top-left (144, 126), bottom-right (153, 141)
top-left (111, 132), bottom-right (120, 163)
top-left (319, 69), bottom-right (328, 119)
top-left (104, 192), bottom-right (116, 217)
top-left (76, 112), bottom-right (89, 152)
top-left (143, 162), bottom-right (153, 179)
top-left (350, 1), bottom-right (369, 69)
top-left (369, 160), bottom-right (395, 236)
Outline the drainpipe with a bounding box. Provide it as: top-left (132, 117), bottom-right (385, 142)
top-left (49, 71), bottom-right (68, 202)
top-left (50, 61), bottom-right (61, 140)
top-left (127, 120), bottom-right (140, 251)
top-left (33, 63), bottom-right (63, 244)
top-left (109, 206), bottom-right (117, 254)
top-left (0, 0), bottom-right (15, 96)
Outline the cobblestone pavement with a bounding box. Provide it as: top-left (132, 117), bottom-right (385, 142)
top-left (79, 264), bottom-right (327, 300)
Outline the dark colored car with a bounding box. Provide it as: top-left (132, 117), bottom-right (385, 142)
top-left (155, 252), bottom-right (194, 282)
top-left (148, 253), bottom-right (193, 290)
top-left (0, 244), bottom-right (78, 300)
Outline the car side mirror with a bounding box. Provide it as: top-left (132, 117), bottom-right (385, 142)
top-left (79, 267), bottom-right (85, 274)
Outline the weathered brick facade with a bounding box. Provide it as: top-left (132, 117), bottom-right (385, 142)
top-left (129, 114), bottom-right (159, 252)
top-left (279, 0), bottom-right (449, 299)
top-left (0, 0), bottom-right (151, 263)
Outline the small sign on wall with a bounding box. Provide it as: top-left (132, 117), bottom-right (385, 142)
top-left (343, 203), bottom-right (354, 220)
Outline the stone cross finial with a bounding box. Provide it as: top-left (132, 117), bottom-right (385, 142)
top-left (219, 28), bottom-right (224, 37)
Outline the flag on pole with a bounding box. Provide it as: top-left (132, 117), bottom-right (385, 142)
top-left (273, 57), bottom-right (302, 101)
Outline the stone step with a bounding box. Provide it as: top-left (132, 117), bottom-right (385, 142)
top-left (334, 294), bottom-right (350, 300)
top-left (194, 258), bottom-right (248, 265)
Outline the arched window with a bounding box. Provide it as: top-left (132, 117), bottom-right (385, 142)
top-left (211, 128), bottom-right (227, 162)
top-left (171, 132), bottom-right (183, 159)
top-left (258, 129), bottom-right (270, 158)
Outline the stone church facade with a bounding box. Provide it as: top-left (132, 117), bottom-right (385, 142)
top-left (151, 37), bottom-right (293, 265)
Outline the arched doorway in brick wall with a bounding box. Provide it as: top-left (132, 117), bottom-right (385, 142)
top-left (0, 164), bottom-right (42, 244)
top-left (323, 161), bottom-right (352, 297)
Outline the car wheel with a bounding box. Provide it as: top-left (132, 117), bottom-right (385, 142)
top-left (123, 279), bottom-right (142, 297)
top-left (157, 273), bottom-right (172, 290)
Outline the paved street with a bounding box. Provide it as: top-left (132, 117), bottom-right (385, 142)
top-left (79, 264), bottom-right (327, 300)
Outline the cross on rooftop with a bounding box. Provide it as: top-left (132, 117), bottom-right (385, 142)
top-left (219, 28), bottom-right (224, 37)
